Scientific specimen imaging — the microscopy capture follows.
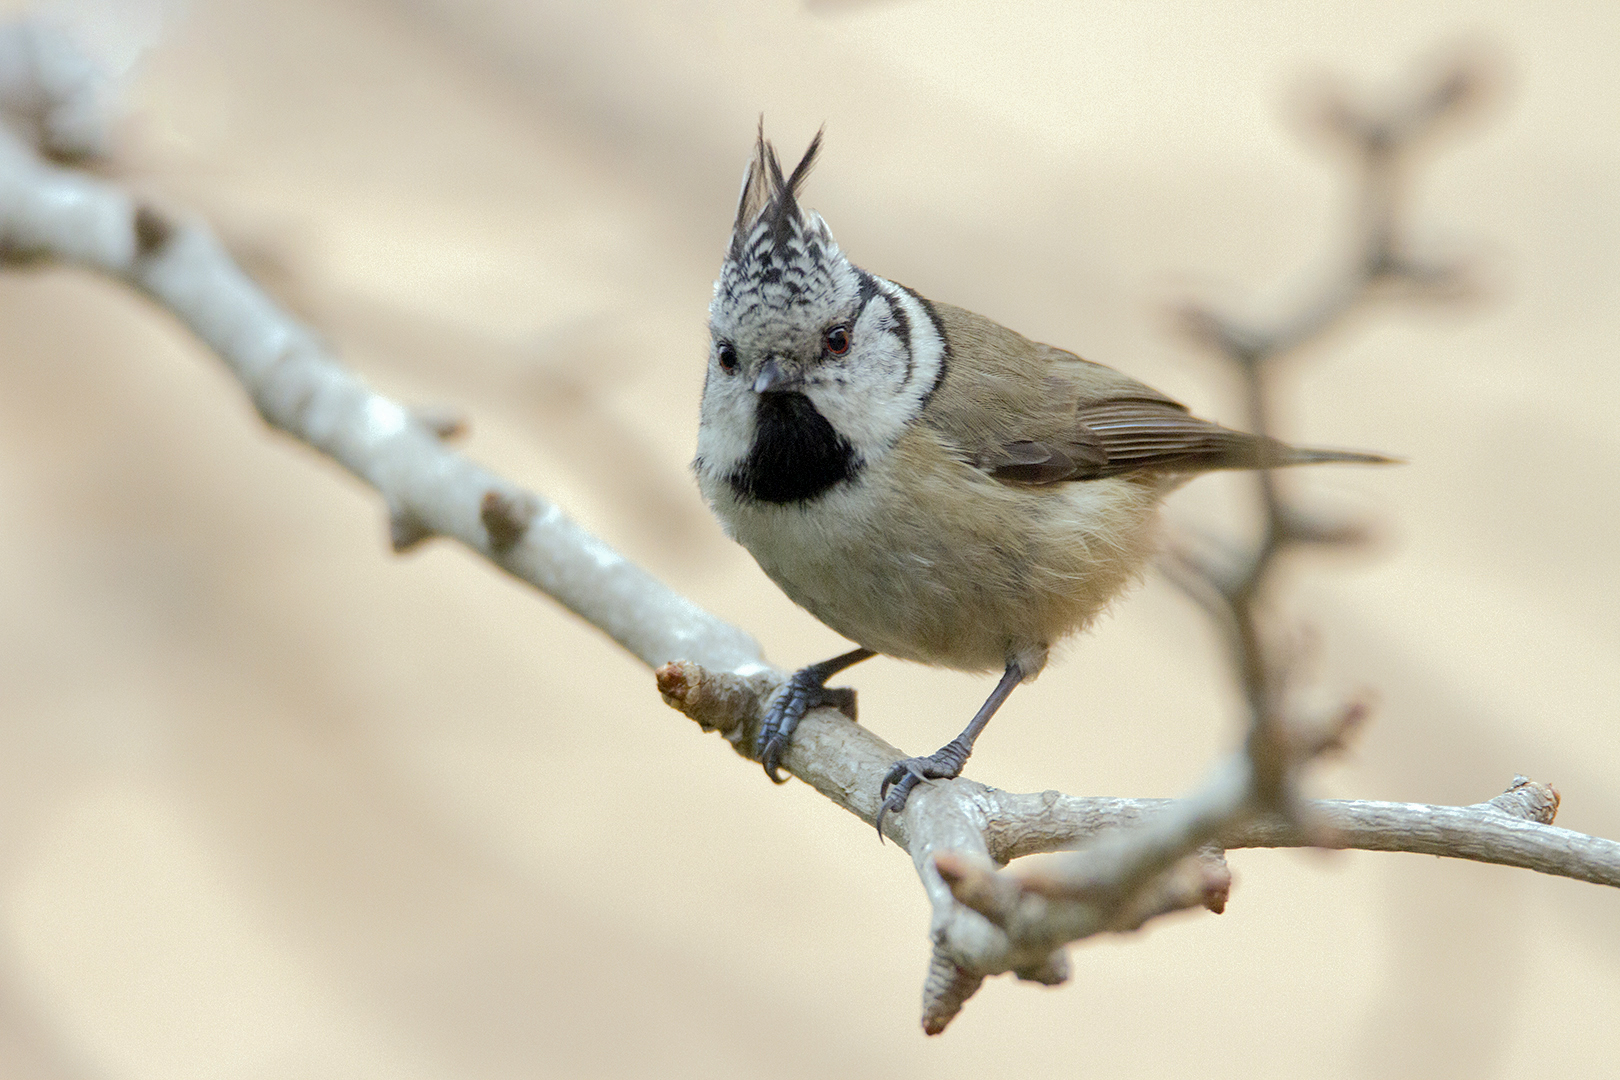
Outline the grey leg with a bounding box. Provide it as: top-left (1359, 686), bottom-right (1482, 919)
top-left (876, 661), bottom-right (1023, 838)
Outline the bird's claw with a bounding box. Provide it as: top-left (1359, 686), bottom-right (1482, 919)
top-left (757, 677), bottom-right (858, 782)
top-left (874, 743), bottom-right (970, 840)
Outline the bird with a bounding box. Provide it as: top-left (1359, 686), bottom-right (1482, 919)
top-left (692, 127), bottom-right (1389, 835)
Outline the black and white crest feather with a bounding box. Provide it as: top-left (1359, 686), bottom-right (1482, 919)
top-left (729, 122), bottom-right (822, 262)
top-left (715, 125), bottom-right (850, 338)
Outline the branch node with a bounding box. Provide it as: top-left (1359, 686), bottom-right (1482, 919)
top-left (1013, 951), bottom-right (1070, 986)
top-left (656, 661), bottom-right (777, 755)
top-left (1485, 775), bottom-right (1560, 825)
top-left (480, 489), bottom-right (537, 553)
top-left (411, 406), bottom-right (468, 442)
top-left (920, 943), bottom-right (983, 1036)
top-left (1199, 853), bottom-right (1233, 915)
top-left (387, 503), bottom-right (433, 554)
top-left (133, 204), bottom-right (174, 259)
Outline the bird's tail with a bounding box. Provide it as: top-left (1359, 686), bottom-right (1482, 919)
top-left (1270, 444), bottom-right (1400, 467)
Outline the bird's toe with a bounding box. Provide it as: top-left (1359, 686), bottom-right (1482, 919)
top-left (756, 667), bottom-right (864, 781)
top-left (874, 749), bottom-right (969, 838)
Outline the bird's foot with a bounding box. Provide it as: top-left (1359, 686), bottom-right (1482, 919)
top-left (875, 739), bottom-right (971, 838)
top-left (757, 668), bottom-right (858, 782)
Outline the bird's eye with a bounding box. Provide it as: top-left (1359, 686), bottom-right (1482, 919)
top-left (824, 326), bottom-right (850, 356)
top-left (717, 342), bottom-right (739, 373)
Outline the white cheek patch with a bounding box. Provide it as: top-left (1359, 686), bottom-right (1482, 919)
top-left (695, 377), bottom-right (757, 477)
top-left (804, 276), bottom-right (945, 462)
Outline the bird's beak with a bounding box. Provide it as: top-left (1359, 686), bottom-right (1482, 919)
top-left (752, 358), bottom-right (803, 395)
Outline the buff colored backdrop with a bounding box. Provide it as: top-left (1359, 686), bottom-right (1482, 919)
top-left (0, 1), bottom-right (1615, 1077)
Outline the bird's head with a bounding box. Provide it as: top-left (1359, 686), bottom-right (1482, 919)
top-left (698, 127), bottom-right (947, 505)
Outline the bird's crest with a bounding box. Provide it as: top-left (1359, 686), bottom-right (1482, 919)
top-left (729, 121), bottom-right (823, 262)
top-left (714, 124), bottom-right (851, 335)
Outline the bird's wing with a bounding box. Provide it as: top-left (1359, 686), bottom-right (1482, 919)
top-left (923, 303), bottom-right (1289, 485)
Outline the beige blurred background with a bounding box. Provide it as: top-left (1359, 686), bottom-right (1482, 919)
top-left (0, 0), bottom-right (1615, 1076)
